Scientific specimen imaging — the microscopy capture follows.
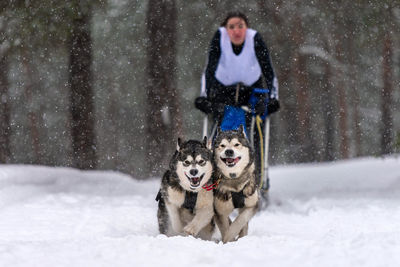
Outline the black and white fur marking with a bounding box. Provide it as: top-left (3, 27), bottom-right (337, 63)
top-left (156, 137), bottom-right (215, 240)
top-left (213, 125), bottom-right (259, 243)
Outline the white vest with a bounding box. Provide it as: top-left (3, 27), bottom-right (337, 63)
top-left (215, 27), bottom-right (262, 86)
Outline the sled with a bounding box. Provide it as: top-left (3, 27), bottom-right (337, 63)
top-left (200, 81), bottom-right (271, 207)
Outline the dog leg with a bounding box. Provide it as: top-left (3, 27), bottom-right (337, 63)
top-left (165, 203), bottom-right (184, 235)
top-left (238, 222), bottom-right (248, 238)
top-left (197, 222), bottom-right (215, 241)
top-left (184, 190), bottom-right (214, 237)
top-left (214, 195), bottom-right (234, 242)
top-left (222, 207), bottom-right (256, 243)
top-left (215, 213), bottom-right (231, 241)
top-left (184, 207), bottom-right (213, 237)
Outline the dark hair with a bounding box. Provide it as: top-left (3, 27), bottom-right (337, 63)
top-left (221, 11), bottom-right (249, 27)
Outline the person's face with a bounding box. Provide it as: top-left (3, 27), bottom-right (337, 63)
top-left (226, 17), bottom-right (247, 45)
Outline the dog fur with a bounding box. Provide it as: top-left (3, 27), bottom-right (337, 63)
top-left (156, 137), bottom-right (215, 240)
top-left (213, 125), bottom-right (259, 243)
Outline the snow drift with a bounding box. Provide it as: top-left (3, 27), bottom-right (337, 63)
top-left (1, 156), bottom-right (399, 267)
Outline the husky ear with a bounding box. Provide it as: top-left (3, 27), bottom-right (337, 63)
top-left (203, 136), bottom-right (212, 150)
top-left (177, 138), bottom-right (183, 151)
top-left (207, 139), bottom-right (212, 150)
top-left (239, 124), bottom-right (245, 136)
top-left (202, 136), bottom-right (207, 147)
top-left (216, 127), bottom-right (222, 136)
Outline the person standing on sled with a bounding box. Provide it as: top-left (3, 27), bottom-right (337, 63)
top-left (195, 11), bottom-right (280, 188)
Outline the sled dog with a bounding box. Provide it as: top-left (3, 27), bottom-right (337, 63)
top-left (213, 125), bottom-right (259, 243)
top-left (156, 137), bottom-right (215, 240)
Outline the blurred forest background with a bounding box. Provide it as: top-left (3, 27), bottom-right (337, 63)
top-left (0, 0), bottom-right (399, 179)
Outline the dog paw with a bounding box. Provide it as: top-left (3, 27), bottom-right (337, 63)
top-left (222, 231), bottom-right (238, 243)
top-left (222, 236), bottom-right (237, 243)
top-left (222, 236), bottom-right (232, 243)
top-left (183, 224), bottom-right (198, 237)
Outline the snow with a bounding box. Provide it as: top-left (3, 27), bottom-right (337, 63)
top-left (1, 156), bottom-right (400, 267)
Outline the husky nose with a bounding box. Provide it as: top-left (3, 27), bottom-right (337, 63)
top-left (225, 149), bottom-right (234, 157)
top-left (190, 169), bottom-right (198, 176)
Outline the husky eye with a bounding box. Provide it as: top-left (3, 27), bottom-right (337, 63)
top-left (234, 143), bottom-right (240, 147)
top-left (183, 160), bottom-right (191, 166)
top-left (198, 159), bottom-right (205, 166)
top-left (220, 144), bottom-right (226, 148)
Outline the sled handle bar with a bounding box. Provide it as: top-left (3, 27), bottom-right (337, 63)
top-left (252, 88), bottom-right (269, 94)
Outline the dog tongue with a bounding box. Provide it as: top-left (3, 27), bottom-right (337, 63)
top-left (226, 158), bottom-right (234, 163)
top-left (226, 157), bottom-right (240, 164)
top-left (191, 177), bottom-right (200, 184)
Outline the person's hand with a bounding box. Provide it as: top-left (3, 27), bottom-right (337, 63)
top-left (254, 98), bottom-right (280, 116)
top-left (194, 96), bottom-right (213, 114)
top-left (267, 98), bottom-right (280, 114)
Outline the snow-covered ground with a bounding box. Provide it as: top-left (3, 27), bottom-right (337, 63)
top-left (1, 156), bottom-right (400, 267)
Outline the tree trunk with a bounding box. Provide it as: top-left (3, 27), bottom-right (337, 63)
top-left (343, 4), bottom-right (362, 157)
top-left (292, 14), bottom-right (316, 162)
top-left (68, 4), bottom-right (97, 169)
top-left (21, 51), bottom-right (44, 164)
top-left (333, 13), bottom-right (349, 159)
top-left (345, 23), bottom-right (362, 157)
top-left (0, 54), bottom-right (12, 163)
top-left (322, 54), bottom-right (336, 161)
top-left (145, 0), bottom-right (181, 177)
top-left (381, 31), bottom-right (393, 155)
top-left (337, 81), bottom-right (348, 158)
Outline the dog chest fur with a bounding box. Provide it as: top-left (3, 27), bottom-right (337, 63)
top-left (196, 189), bottom-right (214, 209)
top-left (244, 190), bottom-right (259, 207)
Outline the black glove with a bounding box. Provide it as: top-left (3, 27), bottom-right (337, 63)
top-left (254, 98), bottom-right (280, 116)
top-left (267, 98), bottom-right (280, 114)
top-left (195, 96), bottom-right (213, 114)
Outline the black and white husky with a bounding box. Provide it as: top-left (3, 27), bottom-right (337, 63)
top-left (156, 137), bottom-right (215, 240)
top-left (213, 125), bottom-right (259, 243)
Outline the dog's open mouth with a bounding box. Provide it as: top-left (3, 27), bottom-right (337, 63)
top-left (185, 173), bottom-right (205, 188)
top-left (221, 157), bottom-right (241, 167)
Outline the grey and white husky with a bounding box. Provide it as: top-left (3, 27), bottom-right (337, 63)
top-left (156, 137), bottom-right (215, 240)
top-left (213, 125), bottom-right (260, 243)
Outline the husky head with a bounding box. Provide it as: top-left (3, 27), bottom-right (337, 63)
top-left (213, 125), bottom-right (253, 179)
top-left (171, 137), bottom-right (213, 191)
